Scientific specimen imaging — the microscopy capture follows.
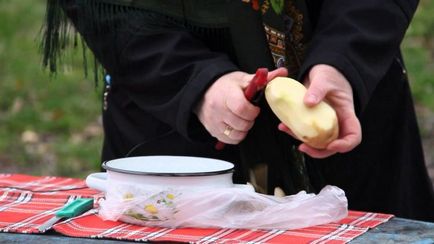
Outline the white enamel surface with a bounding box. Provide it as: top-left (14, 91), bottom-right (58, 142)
top-left (86, 172), bottom-right (108, 192)
top-left (104, 156), bottom-right (234, 175)
top-left (86, 156), bottom-right (241, 192)
top-left (108, 170), bottom-right (234, 190)
top-left (86, 171), bottom-right (245, 192)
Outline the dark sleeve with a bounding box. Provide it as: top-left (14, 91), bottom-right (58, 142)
top-left (299, 0), bottom-right (419, 113)
top-left (64, 4), bottom-right (238, 140)
top-left (115, 27), bottom-right (238, 140)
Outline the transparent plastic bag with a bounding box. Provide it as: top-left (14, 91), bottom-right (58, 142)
top-left (98, 184), bottom-right (347, 230)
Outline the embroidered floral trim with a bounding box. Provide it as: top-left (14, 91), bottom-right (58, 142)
top-left (264, 24), bottom-right (287, 68)
top-left (242, 0), bottom-right (261, 10)
top-left (261, 0), bottom-right (270, 14)
top-left (285, 1), bottom-right (305, 70)
top-left (245, 0), bottom-right (306, 76)
top-left (270, 0), bottom-right (284, 14)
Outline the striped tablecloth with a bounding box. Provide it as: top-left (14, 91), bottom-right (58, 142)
top-left (0, 174), bottom-right (393, 243)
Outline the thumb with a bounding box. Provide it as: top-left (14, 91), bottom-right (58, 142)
top-left (304, 81), bottom-right (327, 107)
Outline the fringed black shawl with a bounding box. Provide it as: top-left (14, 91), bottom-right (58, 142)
top-left (41, 0), bottom-right (314, 195)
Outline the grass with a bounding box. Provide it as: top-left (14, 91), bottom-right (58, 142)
top-left (0, 0), bottom-right (433, 178)
top-left (402, 0), bottom-right (434, 111)
top-left (0, 0), bottom-right (102, 178)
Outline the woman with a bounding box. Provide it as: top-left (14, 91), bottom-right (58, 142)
top-left (42, 0), bottom-right (434, 221)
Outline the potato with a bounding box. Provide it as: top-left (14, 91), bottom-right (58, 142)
top-left (265, 77), bottom-right (339, 149)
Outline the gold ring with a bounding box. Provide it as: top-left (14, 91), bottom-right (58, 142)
top-left (223, 125), bottom-right (233, 137)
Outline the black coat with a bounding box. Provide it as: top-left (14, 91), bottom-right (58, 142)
top-left (60, 0), bottom-right (434, 221)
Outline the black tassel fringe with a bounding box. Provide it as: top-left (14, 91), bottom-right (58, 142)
top-left (41, 0), bottom-right (233, 84)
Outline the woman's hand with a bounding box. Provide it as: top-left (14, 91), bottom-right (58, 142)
top-left (278, 64), bottom-right (362, 158)
top-left (196, 68), bottom-right (288, 144)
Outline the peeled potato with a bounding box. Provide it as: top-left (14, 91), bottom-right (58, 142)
top-left (265, 77), bottom-right (339, 149)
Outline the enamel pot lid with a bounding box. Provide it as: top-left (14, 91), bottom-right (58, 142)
top-left (102, 156), bottom-right (235, 177)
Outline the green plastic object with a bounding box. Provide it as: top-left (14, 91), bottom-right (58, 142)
top-left (56, 198), bottom-right (94, 218)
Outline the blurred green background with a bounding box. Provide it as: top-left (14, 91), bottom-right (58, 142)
top-left (0, 0), bottom-right (102, 178)
top-left (0, 0), bottom-right (433, 179)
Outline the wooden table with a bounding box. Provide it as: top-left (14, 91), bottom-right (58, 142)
top-left (1, 217), bottom-right (433, 243)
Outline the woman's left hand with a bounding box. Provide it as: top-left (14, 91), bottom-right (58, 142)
top-left (278, 64), bottom-right (362, 158)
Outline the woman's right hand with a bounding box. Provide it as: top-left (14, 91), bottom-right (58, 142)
top-left (195, 68), bottom-right (287, 144)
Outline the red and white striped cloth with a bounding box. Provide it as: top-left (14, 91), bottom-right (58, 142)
top-left (0, 174), bottom-right (393, 243)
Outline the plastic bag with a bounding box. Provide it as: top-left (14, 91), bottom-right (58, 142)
top-left (98, 184), bottom-right (347, 230)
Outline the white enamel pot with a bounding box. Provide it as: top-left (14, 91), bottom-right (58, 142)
top-left (86, 156), bottom-right (253, 192)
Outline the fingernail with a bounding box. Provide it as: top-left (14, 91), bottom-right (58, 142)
top-left (298, 145), bottom-right (305, 152)
top-left (306, 94), bottom-right (318, 104)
